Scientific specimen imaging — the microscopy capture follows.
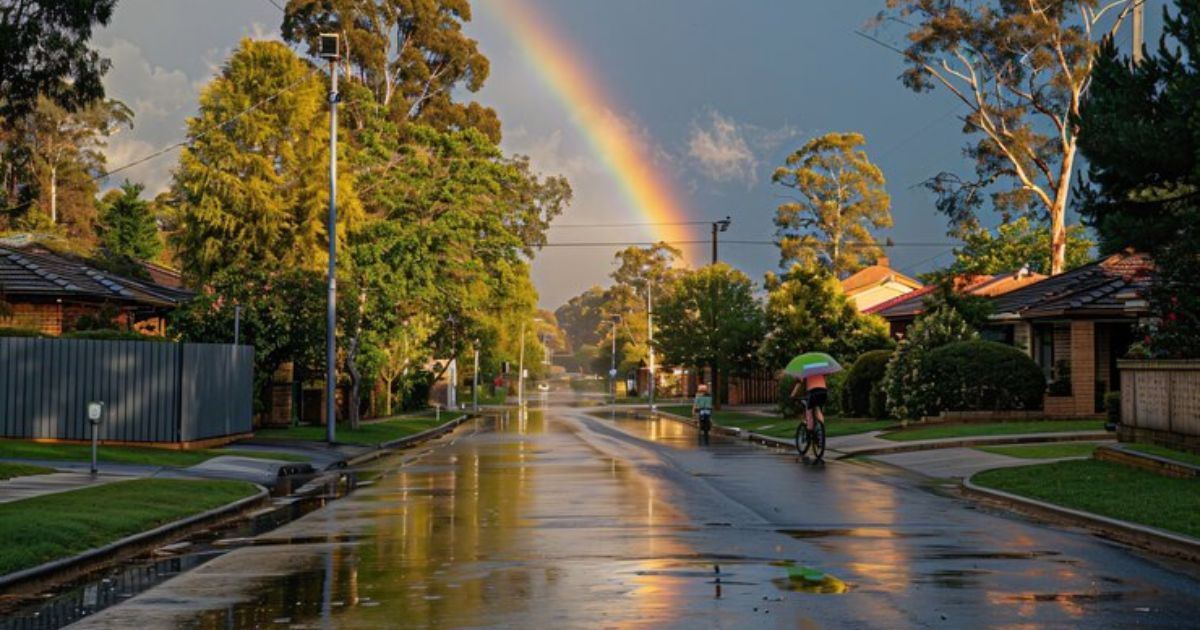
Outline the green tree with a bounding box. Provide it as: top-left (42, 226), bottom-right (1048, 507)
top-left (883, 0), bottom-right (1139, 274)
top-left (281, 0), bottom-right (499, 140)
top-left (772, 132), bottom-right (892, 275)
top-left (555, 286), bottom-right (608, 354)
top-left (1077, 1), bottom-right (1200, 357)
top-left (944, 217), bottom-right (1094, 276)
top-left (0, 0), bottom-right (116, 118)
top-left (881, 306), bottom-right (978, 419)
top-left (99, 181), bottom-right (161, 261)
top-left (172, 39), bottom-right (361, 281)
top-left (759, 263), bottom-right (893, 371)
top-left (655, 264), bottom-right (764, 408)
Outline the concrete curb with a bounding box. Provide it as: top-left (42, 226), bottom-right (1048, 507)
top-left (961, 476), bottom-right (1200, 563)
top-left (1095, 444), bottom-right (1200, 479)
top-left (654, 409), bottom-right (796, 450)
top-left (835, 431), bottom-right (1113, 459)
top-left (345, 413), bottom-right (474, 467)
top-left (0, 481), bottom-right (269, 592)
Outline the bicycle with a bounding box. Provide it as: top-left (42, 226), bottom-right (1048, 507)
top-left (793, 399), bottom-right (826, 460)
top-left (697, 408), bottom-right (712, 444)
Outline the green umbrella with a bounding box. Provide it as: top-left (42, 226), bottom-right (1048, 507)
top-left (783, 352), bottom-right (842, 378)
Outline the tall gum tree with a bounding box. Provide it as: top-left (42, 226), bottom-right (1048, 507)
top-left (772, 132), bottom-right (892, 275)
top-left (881, 0), bottom-right (1139, 274)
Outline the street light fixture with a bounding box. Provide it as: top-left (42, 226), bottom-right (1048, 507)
top-left (321, 33), bottom-right (340, 445)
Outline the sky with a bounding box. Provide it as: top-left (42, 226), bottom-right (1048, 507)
top-left (93, 0), bottom-right (1163, 309)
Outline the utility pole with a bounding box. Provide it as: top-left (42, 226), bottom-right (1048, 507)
top-left (320, 34), bottom-right (340, 445)
top-left (710, 216), bottom-right (731, 265)
top-left (1132, 0), bottom-right (1145, 65)
top-left (647, 281), bottom-right (656, 412)
top-left (473, 339), bottom-right (480, 412)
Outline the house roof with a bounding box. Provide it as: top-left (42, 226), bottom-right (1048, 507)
top-left (0, 244), bottom-right (193, 308)
top-left (840, 259), bottom-right (923, 295)
top-left (866, 271), bottom-right (1048, 321)
top-left (989, 251), bottom-right (1154, 320)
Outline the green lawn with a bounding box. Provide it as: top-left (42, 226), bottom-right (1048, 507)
top-left (0, 478), bottom-right (258, 576)
top-left (973, 459), bottom-right (1200, 539)
top-left (880, 420), bottom-right (1106, 442)
top-left (657, 405), bottom-right (893, 439)
top-left (976, 442), bottom-right (1100, 459)
top-left (0, 462), bottom-right (55, 480)
top-left (0, 442), bottom-right (307, 467)
top-left (255, 413), bottom-right (450, 445)
top-left (1124, 443), bottom-right (1200, 468)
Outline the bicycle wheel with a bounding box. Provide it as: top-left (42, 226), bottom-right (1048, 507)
top-left (811, 421), bottom-right (826, 460)
top-left (794, 421), bottom-right (811, 456)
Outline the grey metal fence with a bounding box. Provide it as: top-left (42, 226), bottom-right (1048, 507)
top-left (0, 338), bottom-right (252, 443)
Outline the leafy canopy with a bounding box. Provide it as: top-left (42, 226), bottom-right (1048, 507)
top-left (772, 132), bottom-right (892, 275)
top-left (882, 0), bottom-right (1137, 274)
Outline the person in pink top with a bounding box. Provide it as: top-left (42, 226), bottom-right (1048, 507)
top-left (790, 373), bottom-right (827, 431)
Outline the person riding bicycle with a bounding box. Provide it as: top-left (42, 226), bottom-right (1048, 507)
top-left (692, 384), bottom-right (713, 431)
top-left (790, 374), bottom-right (827, 431)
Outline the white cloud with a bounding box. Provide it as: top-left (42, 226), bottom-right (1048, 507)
top-left (686, 109), bottom-right (800, 187)
top-left (96, 38), bottom-right (199, 193)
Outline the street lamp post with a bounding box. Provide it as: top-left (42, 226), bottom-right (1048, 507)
top-left (647, 281), bottom-right (655, 412)
top-left (609, 314), bottom-right (620, 405)
top-left (518, 321), bottom-right (526, 409)
top-left (320, 33), bottom-right (340, 444)
top-left (473, 339), bottom-right (480, 412)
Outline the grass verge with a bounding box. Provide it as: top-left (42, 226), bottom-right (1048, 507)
top-left (0, 462), bottom-right (55, 480)
top-left (1124, 443), bottom-right (1200, 468)
top-left (880, 419), bottom-right (1105, 442)
top-left (976, 442), bottom-right (1100, 459)
top-left (255, 414), bottom-right (450, 445)
top-left (0, 442), bottom-right (307, 468)
top-left (0, 478), bottom-right (258, 576)
top-left (657, 405), bottom-right (893, 439)
top-left (973, 459), bottom-right (1200, 539)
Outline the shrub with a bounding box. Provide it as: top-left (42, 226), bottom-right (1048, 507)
top-left (844, 350), bottom-right (892, 418)
top-left (882, 306), bottom-right (978, 419)
top-left (0, 327), bottom-right (45, 338)
top-left (1104, 391), bottom-right (1121, 430)
top-left (924, 340), bottom-right (1045, 412)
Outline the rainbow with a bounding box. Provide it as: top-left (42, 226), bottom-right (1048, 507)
top-left (482, 0), bottom-right (696, 257)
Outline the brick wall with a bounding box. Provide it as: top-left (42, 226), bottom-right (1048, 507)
top-left (0, 302), bottom-right (63, 335)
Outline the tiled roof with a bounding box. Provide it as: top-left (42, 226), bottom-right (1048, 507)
top-left (989, 251), bottom-right (1154, 320)
top-left (0, 245), bottom-right (193, 307)
top-left (840, 263), bottom-right (923, 295)
top-left (868, 271), bottom-right (1049, 320)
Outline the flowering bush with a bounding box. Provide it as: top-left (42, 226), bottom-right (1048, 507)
top-left (882, 306), bottom-right (978, 419)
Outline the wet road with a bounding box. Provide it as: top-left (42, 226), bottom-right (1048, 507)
top-left (69, 404), bottom-right (1200, 628)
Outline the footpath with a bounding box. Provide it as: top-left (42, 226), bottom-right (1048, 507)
top-left (0, 410), bottom-right (476, 597)
top-left (654, 405), bottom-right (1200, 562)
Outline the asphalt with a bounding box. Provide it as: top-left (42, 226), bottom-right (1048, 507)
top-left (64, 403), bottom-right (1200, 629)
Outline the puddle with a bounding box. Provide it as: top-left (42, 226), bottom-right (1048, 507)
top-left (921, 549), bottom-right (1062, 561)
top-left (778, 527), bottom-right (932, 540)
top-left (767, 561), bottom-right (850, 594)
top-left (916, 568), bottom-right (992, 589)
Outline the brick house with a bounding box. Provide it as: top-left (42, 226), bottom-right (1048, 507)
top-left (0, 242), bottom-right (192, 336)
top-left (986, 250), bottom-right (1153, 417)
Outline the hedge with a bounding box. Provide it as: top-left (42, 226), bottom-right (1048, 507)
top-left (925, 340), bottom-right (1045, 412)
top-left (844, 349), bottom-right (891, 418)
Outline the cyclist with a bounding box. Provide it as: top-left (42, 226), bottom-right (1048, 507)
top-left (692, 384), bottom-right (714, 437)
top-left (790, 374), bottom-right (827, 432)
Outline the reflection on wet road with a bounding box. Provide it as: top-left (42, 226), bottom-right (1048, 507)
top-left (70, 405), bottom-right (1200, 628)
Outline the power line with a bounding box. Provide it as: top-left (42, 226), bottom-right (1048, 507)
top-left (547, 220), bottom-right (715, 229)
top-left (539, 240), bottom-right (957, 248)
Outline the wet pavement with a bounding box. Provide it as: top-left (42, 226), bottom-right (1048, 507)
top-left (61, 403), bottom-right (1200, 629)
